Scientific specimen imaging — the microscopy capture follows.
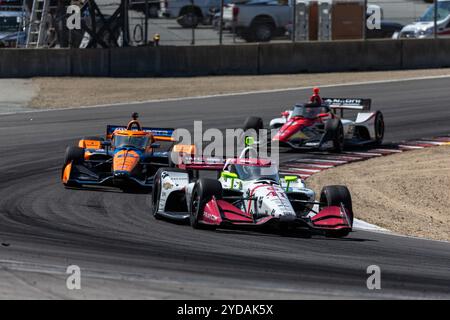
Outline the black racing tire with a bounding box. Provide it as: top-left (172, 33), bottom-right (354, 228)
top-left (190, 178), bottom-right (222, 230)
top-left (152, 168), bottom-right (165, 219)
top-left (374, 111), bottom-right (385, 145)
top-left (244, 116), bottom-right (264, 131)
top-left (320, 185), bottom-right (353, 237)
top-left (64, 146), bottom-right (85, 166)
top-left (325, 119), bottom-right (344, 153)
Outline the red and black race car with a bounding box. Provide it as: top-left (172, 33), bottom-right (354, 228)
top-left (245, 96), bottom-right (385, 152)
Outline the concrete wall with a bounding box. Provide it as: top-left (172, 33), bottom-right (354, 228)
top-left (0, 39), bottom-right (449, 78)
top-left (258, 40), bottom-right (403, 74)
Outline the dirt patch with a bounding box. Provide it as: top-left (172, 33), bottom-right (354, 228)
top-left (307, 146), bottom-right (450, 241)
top-left (30, 68), bottom-right (450, 109)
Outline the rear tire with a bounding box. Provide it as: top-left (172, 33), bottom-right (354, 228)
top-left (177, 7), bottom-right (201, 28)
top-left (190, 178), bottom-right (222, 230)
top-left (320, 185), bottom-right (353, 237)
top-left (250, 22), bottom-right (274, 42)
top-left (325, 119), bottom-right (344, 153)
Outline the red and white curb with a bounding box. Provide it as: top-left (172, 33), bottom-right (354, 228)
top-left (280, 136), bottom-right (450, 179)
top-left (279, 135), bottom-right (450, 232)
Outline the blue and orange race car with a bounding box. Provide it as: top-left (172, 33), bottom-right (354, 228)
top-left (61, 113), bottom-right (195, 191)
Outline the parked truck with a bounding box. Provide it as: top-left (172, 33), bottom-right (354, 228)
top-left (160, 0), bottom-right (224, 28)
top-left (222, 0), bottom-right (291, 42)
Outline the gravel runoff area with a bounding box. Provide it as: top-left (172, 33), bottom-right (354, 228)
top-left (30, 68), bottom-right (450, 109)
top-left (308, 146), bottom-right (450, 242)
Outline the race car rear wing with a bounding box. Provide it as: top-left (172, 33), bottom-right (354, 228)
top-left (323, 98), bottom-right (371, 111)
top-left (106, 125), bottom-right (175, 141)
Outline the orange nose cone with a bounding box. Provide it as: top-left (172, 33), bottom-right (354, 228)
top-left (113, 150), bottom-right (139, 173)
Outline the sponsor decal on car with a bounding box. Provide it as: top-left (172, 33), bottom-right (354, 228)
top-left (163, 182), bottom-right (173, 190)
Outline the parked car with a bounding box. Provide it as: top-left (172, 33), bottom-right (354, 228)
top-left (394, 0), bottom-right (450, 39)
top-left (0, 10), bottom-right (26, 47)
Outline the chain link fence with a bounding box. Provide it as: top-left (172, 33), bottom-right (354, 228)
top-left (0, 0), bottom-right (447, 47)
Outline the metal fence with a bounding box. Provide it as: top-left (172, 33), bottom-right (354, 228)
top-left (0, 0), bottom-right (447, 48)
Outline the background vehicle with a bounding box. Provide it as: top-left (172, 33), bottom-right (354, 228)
top-left (61, 114), bottom-right (195, 191)
top-left (366, 20), bottom-right (404, 39)
top-left (395, 0), bottom-right (450, 39)
top-left (222, 0), bottom-right (290, 42)
top-left (0, 0), bottom-right (23, 8)
top-left (260, 97), bottom-right (384, 152)
top-left (160, 0), bottom-right (223, 28)
top-left (0, 10), bottom-right (26, 47)
top-left (285, 19), bottom-right (404, 40)
top-left (152, 150), bottom-right (353, 237)
top-left (130, 0), bottom-right (161, 18)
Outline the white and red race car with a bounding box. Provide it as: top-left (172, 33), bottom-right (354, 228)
top-left (151, 148), bottom-right (354, 237)
top-left (259, 97), bottom-right (385, 152)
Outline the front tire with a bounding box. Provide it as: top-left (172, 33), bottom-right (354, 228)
top-left (190, 178), bottom-right (222, 230)
top-left (320, 185), bottom-right (353, 237)
top-left (62, 146), bottom-right (84, 187)
top-left (244, 116), bottom-right (264, 132)
top-left (374, 111), bottom-right (384, 145)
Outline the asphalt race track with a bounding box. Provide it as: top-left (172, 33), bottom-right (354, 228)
top-left (0, 78), bottom-right (449, 299)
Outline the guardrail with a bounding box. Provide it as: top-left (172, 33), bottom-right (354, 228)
top-left (1, 39), bottom-right (450, 78)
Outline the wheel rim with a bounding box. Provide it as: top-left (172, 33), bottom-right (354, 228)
top-left (184, 13), bottom-right (197, 26)
top-left (256, 25), bottom-right (271, 41)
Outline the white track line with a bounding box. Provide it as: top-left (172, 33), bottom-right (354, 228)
top-left (3, 74), bottom-right (450, 116)
top-left (416, 141), bottom-right (448, 145)
top-left (294, 158), bottom-right (348, 164)
top-left (342, 151), bottom-right (383, 156)
top-left (288, 164), bottom-right (335, 168)
top-left (371, 148), bottom-right (403, 153)
top-left (398, 145), bottom-right (425, 149)
top-left (282, 168), bottom-right (322, 173)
